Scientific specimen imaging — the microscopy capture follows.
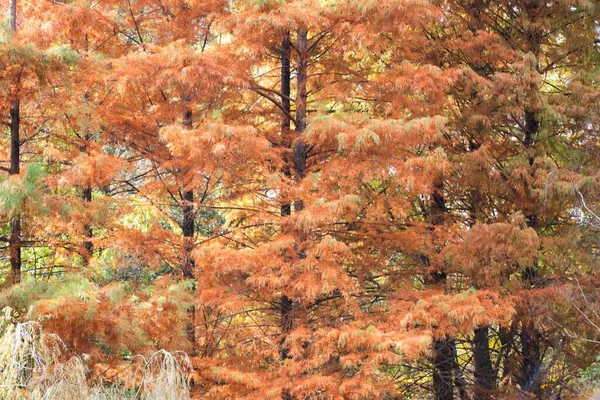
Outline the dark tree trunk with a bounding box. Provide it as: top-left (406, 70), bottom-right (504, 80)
top-left (468, 185), bottom-right (496, 399)
top-left (433, 337), bottom-right (455, 400)
top-left (181, 189), bottom-right (195, 279)
top-left (181, 98), bottom-right (195, 279)
top-left (280, 33), bottom-right (292, 218)
top-left (181, 96), bottom-right (196, 353)
top-left (280, 30), bottom-right (309, 400)
top-left (295, 30), bottom-right (307, 134)
top-left (280, 294), bottom-right (294, 359)
top-left (497, 324), bottom-right (515, 381)
top-left (430, 179), bottom-right (446, 226)
top-left (79, 132), bottom-right (93, 264)
top-left (9, 218), bottom-right (21, 285)
top-left (520, 321), bottom-right (541, 393)
top-left (473, 326), bottom-right (495, 399)
top-left (8, 0), bottom-right (21, 285)
top-left (281, 33), bottom-right (291, 134)
top-left (292, 29), bottom-right (308, 213)
top-left (279, 32), bottom-right (294, 368)
top-left (427, 178), bottom-right (461, 400)
top-left (10, 101), bottom-right (19, 176)
top-left (452, 352), bottom-right (468, 400)
top-left (279, 31), bottom-right (294, 356)
top-left (9, 97), bottom-right (21, 284)
top-left (516, 108), bottom-right (542, 396)
top-left (280, 291), bottom-right (297, 400)
top-left (82, 185), bottom-right (93, 262)
top-left (10, 0), bottom-right (17, 32)
top-left (433, 337), bottom-right (468, 400)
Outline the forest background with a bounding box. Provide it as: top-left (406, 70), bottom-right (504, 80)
top-left (1, 0), bottom-right (600, 399)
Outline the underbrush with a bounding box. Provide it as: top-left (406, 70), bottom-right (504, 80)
top-left (0, 307), bottom-right (191, 400)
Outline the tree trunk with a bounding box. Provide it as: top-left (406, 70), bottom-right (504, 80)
top-left (520, 110), bottom-right (542, 396)
top-left (497, 324), bottom-right (514, 381)
top-left (9, 98), bottom-right (21, 285)
top-left (279, 33), bottom-right (294, 367)
top-left (292, 29), bottom-right (307, 213)
top-left (520, 321), bottom-right (541, 393)
top-left (9, 218), bottom-right (21, 285)
top-left (452, 351), bottom-right (468, 400)
top-left (295, 30), bottom-right (307, 134)
top-left (473, 326), bottom-right (495, 399)
top-left (433, 337), bottom-right (455, 400)
top-left (10, 0), bottom-right (17, 33)
top-left (281, 33), bottom-right (291, 134)
top-left (280, 29), bottom-right (309, 400)
top-left (82, 185), bottom-right (93, 263)
top-left (181, 95), bottom-right (196, 352)
top-left (280, 294), bottom-right (294, 359)
top-left (181, 97), bottom-right (195, 279)
top-left (79, 131), bottom-right (93, 264)
top-left (8, 0), bottom-right (20, 285)
top-left (427, 178), bottom-right (461, 400)
top-left (280, 33), bottom-right (292, 218)
top-left (182, 189), bottom-right (194, 279)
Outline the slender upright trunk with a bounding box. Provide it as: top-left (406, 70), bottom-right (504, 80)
top-left (453, 354), bottom-right (468, 400)
top-left (427, 179), bottom-right (468, 400)
top-left (80, 132), bottom-right (93, 264)
top-left (281, 33), bottom-right (291, 133)
top-left (279, 32), bottom-right (293, 361)
top-left (433, 337), bottom-right (468, 400)
top-left (294, 30), bottom-right (307, 134)
top-left (280, 294), bottom-right (293, 361)
top-left (429, 179), bottom-right (453, 400)
top-left (463, 6), bottom-right (498, 394)
top-left (433, 338), bottom-right (468, 400)
top-left (515, 11), bottom-right (544, 389)
top-left (181, 190), bottom-right (194, 279)
top-left (497, 323), bottom-right (515, 381)
top-left (181, 99), bottom-right (195, 279)
top-left (10, 0), bottom-right (17, 32)
top-left (292, 28), bottom-right (307, 212)
top-left (520, 321), bottom-right (541, 393)
top-left (181, 95), bottom-right (196, 353)
top-left (468, 188), bottom-right (496, 399)
top-left (280, 29), bottom-right (308, 400)
top-left (82, 185), bottom-right (93, 261)
top-left (433, 337), bottom-right (455, 400)
top-left (473, 326), bottom-right (495, 399)
top-left (519, 245), bottom-right (542, 394)
top-left (279, 33), bottom-right (293, 400)
top-left (9, 0), bottom-right (21, 285)
top-left (520, 110), bottom-right (543, 396)
top-left (280, 33), bottom-right (292, 218)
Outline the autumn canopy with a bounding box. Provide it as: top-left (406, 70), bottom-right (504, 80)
top-left (1, 0), bottom-right (600, 399)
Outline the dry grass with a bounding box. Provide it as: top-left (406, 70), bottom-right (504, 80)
top-left (133, 350), bottom-right (192, 400)
top-left (0, 307), bottom-right (192, 399)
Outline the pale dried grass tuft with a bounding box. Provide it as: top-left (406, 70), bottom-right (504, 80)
top-left (0, 308), bottom-right (192, 399)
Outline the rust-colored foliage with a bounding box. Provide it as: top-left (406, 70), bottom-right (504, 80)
top-left (0, 0), bottom-right (600, 399)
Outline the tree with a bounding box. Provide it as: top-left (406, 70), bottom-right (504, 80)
top-left (8, 0), bottom-right (20, 284)
top-left (0, 1), bottom-right (600, 399)
top-left (420, 0), bottom-right (600, 398)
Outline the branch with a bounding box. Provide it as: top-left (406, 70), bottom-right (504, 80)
top-left (249, 87), bottom-right (298, 127)
top-left (91, 30), bottom-right (120, 53)
top-left (127, 0), bottom-right (145, 48)
top-left (249, 85), bottom-right (295, 103)
top-left (307, 30), bottom-right (331, 53)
